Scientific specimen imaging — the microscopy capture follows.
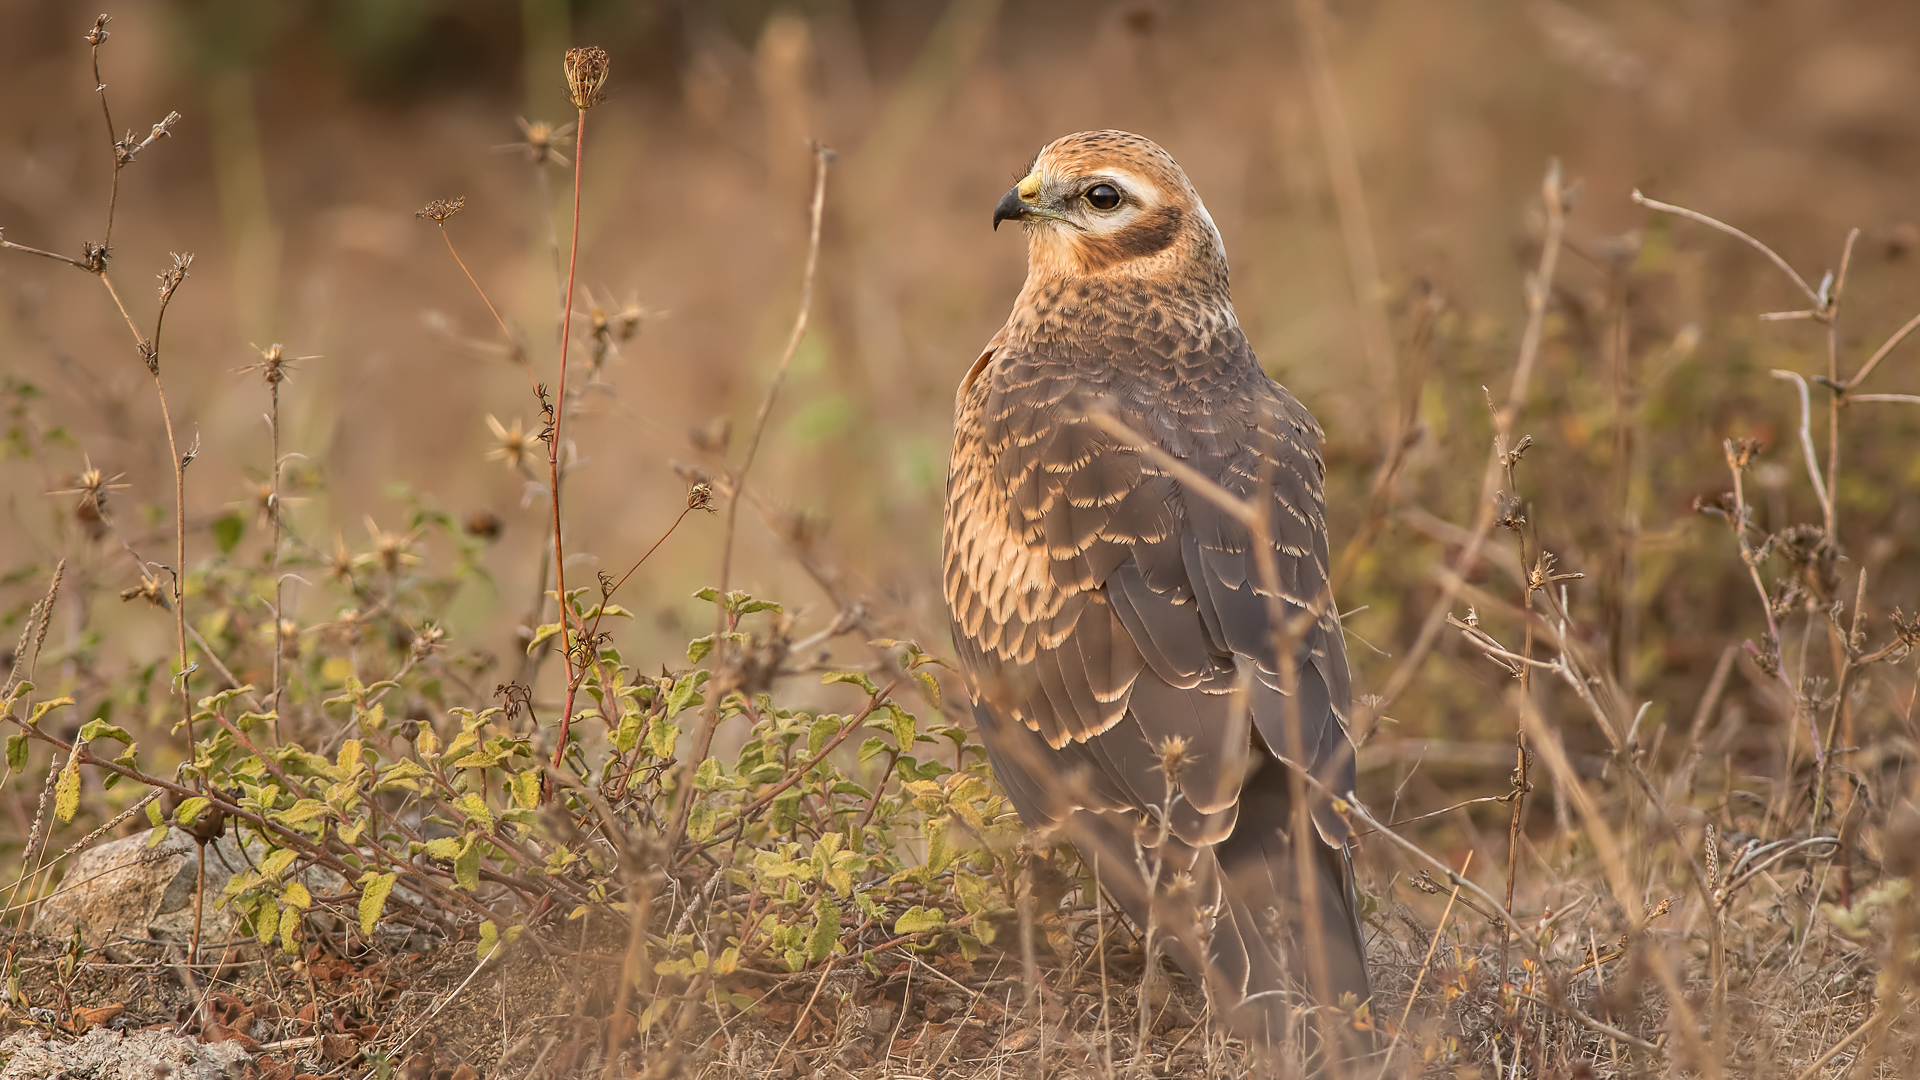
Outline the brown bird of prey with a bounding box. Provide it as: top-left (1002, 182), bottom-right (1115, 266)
top-left (943, 130), bottom-right (1369, 1046)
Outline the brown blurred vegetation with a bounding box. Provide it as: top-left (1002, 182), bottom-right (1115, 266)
top-left (4, 0), bottom-right (1920, 1069)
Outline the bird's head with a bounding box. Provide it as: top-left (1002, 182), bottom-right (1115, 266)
top-left (993, 130), bottom-right (1227, 284)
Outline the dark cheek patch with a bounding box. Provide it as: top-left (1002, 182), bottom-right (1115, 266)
top-left (1075, 206), bottom-right (1185, 273)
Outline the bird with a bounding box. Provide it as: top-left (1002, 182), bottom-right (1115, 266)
top-left (942, 130), bottom-right (1370, 1053)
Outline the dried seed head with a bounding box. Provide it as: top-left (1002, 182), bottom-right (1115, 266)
top-left (564, 47), bottom-right (610, 109)
top-left (485, 415), bottom-right (535, 471)
top-left (87, 15), bottom-right (111, 48)
top-left (688, 482), bottom-right (715, 513)
top-left (412, 622), bottom-right (447, 657)
top-left (359, 516), bottom-right (422, 575)
top-left (416, 196), bottom-right (466, 225)
top-left (120, 573), bottom-right (166, 607)
top-left (464, 509), bottom-right (504, 540)
top-left (1155, 734), bottom-right (1192, 786)
top-left (506, 117), bottom-right (573, 166)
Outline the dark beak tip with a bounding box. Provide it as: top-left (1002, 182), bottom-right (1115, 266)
top-left (992, 186), bottom-right (1025, 232)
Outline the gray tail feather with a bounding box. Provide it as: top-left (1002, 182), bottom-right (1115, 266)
top-left (1073, 761), bottom-right (1370, 1062)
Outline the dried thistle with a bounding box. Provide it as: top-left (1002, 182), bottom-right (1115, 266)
top-left (119, 573), bottom-right (165, 608)
top-left (416, 197), bottom-right (467, 226)
top-left (238, 342), bottom-right (314, 386)
top-left (48, 456), bottom-right (129, 538)
top-left (1723, 436), bottom-right (1764, 472)
top-left (358, 516), bottom-right (423, 575)
top-left (499, 117), bottom-right (574, 166)
top-left (1155, 734), bottom-right (1192, 787)
top-left (485, 415), bottom-right (535, 471)
top-left (563, 47), bottom-right (610, 110)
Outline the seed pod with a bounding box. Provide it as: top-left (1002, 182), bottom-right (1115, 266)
top-left (564, 46), bottom-right (610, 110)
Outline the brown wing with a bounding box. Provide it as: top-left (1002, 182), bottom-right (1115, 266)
top-left (943, 324), bottom-right (1356, 850)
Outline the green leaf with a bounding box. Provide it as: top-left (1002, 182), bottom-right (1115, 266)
top-left (254, 898), bottom-right (280, 945)
top-left (424, 837), bottom-right (463, 859)
top-left (665, 672), bottom-right (707, 719)
top-left (5, 732), bottom-right (26, 772)
top-left (686, 634), bottom-right (715, 664)
top-left (614, 708), bottom-right (644, 753)
top-left (282, 881), bottom-right (312, 909)
top-left (892, 906), bottom-right (946, 934)
top-left (823, 670), bottom-right (878, 696)
top-left (647, 716), bottom-right (679, 759)
top-left (454, 840), bottom-right (480, 891)
top-left (144, 800), bottom-right (165, 828)
top-left (808, 894), bottom-right (841, 963)
top-left (807, 714), bottom-right (841, 756)
top-left (688, 802), bottom-right (716, 842)
top-left (274, 799), bottom-right (332, 826)
top-left (54, 752), bottom-right (80, 822)
top-left (259, 848), bottom-right (298, 879)
top-left (173, 796), bottom-right (211, 827)
top-left (525, 621), bottom-right (564, 655)
top-left (358, 872), bottom-right (397, 936)
top-left (912, 669), bottom-right (942, 709)
top-left (26, 697), bottom-right (75, 727)
top-left (456, 792), bottom-right (495, 830)
top-left (694, 757), bottom-right (721, 790)
top-left (476, 919), bottom-right (500, 960)
top-left (76, 719), bottom-right (132, 745)
top-left (511, 769), bottom-right (540, 810)
top-left (856, 737), bottom-right (890, 765)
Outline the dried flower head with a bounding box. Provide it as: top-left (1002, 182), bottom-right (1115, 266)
top-left (416, 197), bottom-right (466, 225)
top-left (119, 573), bottom-right (165, 607)
top-left (358, 516), bottom-right (423, 575)
top-left (1155, 734), bottom-right (1191, 786)
top-left (326, 531), bottom-right (356, 583)
top-left (464, 509), bottom-right (503, 540)
top-left (501, 117), bottom-right (573, 166)
top-left (87, 14), bottom-right (111, 47)
top-left (579, 289), bottom-right (651, 375)
top-left (411, 622), bottom-right (447, 658)
top-left (485, 415), bottom-right (535, 471)
top-left (687, 482), bottom-right (715, 513)
top-left (564, 46), bottom-right (610, 110)
top-left (49, 456), bottom-right (129, 531)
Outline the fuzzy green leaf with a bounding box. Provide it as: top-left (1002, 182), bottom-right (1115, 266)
top-left (358, 871), bottom-right (397, 936)
top-left (54, 752), bottom-right (80, 823)
top-left (26, 697), bottom-right (75, 727)
top-left (892, 906), bottom-right (945, 934)
top-left (173, 796), bottom-right (211, 827)
top-left (511, 769), bottom-right (540, 810)
top-left (76, 719), bottom-right (132, 745)
top-left (5, 732), bottom-right (26, 773)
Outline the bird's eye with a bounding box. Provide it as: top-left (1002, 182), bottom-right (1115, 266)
top-left (1084, 183), bottom-right (1122, 211)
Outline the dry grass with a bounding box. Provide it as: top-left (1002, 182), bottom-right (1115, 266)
top-left (2, 3), bottom-right (1920, 1078)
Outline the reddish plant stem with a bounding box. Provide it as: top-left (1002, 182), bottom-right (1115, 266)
top-left (549, 105), bottom-right (587, 769)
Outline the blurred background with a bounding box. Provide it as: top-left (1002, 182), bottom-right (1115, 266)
top-left (3, 0), bottom-right (1918, 853)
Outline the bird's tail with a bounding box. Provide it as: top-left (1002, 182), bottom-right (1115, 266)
top-left (1208, 761), bottom-right (1370, 1056)
top-left (1073, 761), bottom-right (1370, 1065)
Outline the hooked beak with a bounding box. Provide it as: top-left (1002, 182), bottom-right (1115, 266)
top-left (995, 172), bottom-right (1062, 231)
top-left (992, 186), bottom-right (1026, 231)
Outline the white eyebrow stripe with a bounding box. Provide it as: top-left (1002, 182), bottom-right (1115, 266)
top-left (1070, 166), bottom-right (1160, 202)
